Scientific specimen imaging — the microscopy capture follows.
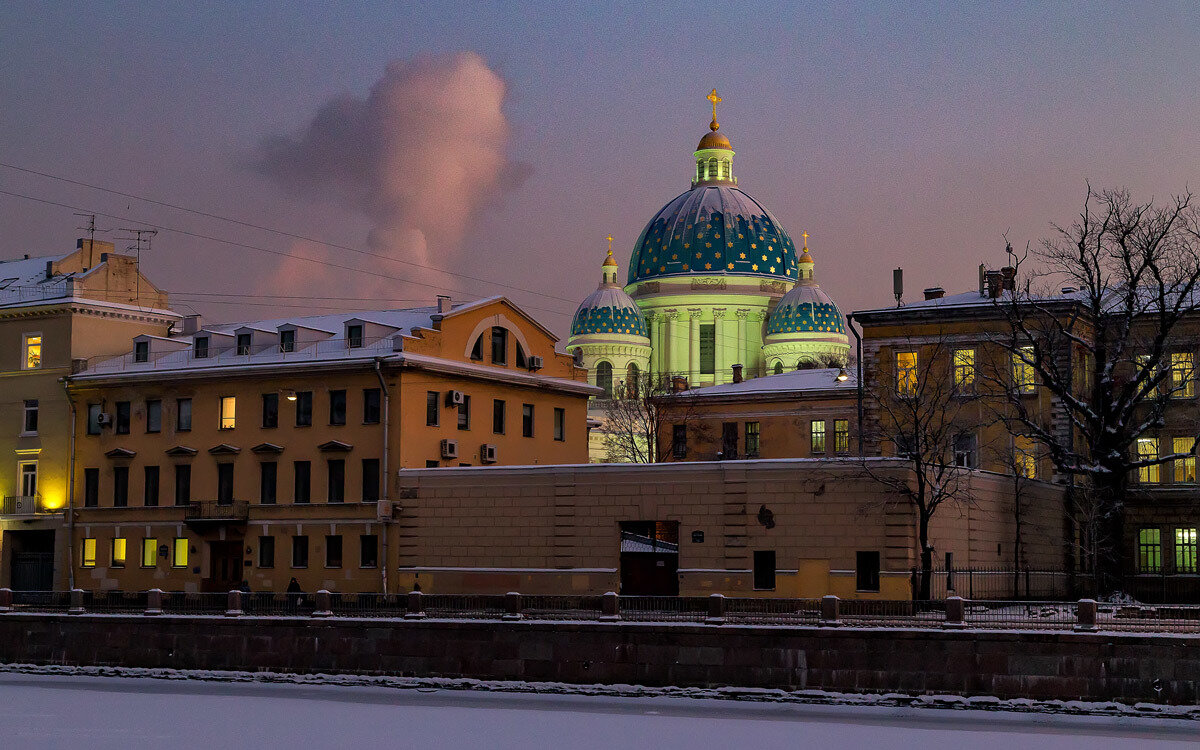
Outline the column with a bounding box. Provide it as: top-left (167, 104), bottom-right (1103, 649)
top-left (688, 308), bottom-right (701, 385)
top-left (713, 308), bottom-right (727, 384)
top-left (736, 309), bottom-right (749, 375)
top-left (665, 309), bottom-right (680, 378)
top-left (751, 310), bottom-right (768, 376)
top-left (647, 313), bottom-right (659, 377)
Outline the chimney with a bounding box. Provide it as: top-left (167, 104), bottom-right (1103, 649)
top-left (923, 287), bottom-right (945, 300)
top-left (978, 263), bottom-right (987, 296)
top-left (671, 375), bottom-right (689, 392)
top-left (44, 260), bottom-right (53, 280)
top-left (76, 238), bottom-right (115, 268)
top-left (437, 295), bottom-right (452, 314)
top-left (180, 314), bottom-right (202, 335)
top-left (1001, 266), bottom-right (1016, 291)
top-left (1061, 286), bottom-right (1077, 295)
top-left (731, 363), bottom-right (743, 383)
top-left (985, 270), bottom-right (1004, 299)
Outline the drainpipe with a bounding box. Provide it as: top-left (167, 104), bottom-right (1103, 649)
top-left (845, 313), bottom-right (864, 457)
top-left (60, 376), bottom-right (77, 590)
top-left (373, 358), bottom-right (390, 596)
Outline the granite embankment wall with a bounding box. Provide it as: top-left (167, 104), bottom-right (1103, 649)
top-left (1, 614), bottom-right (1195, 705)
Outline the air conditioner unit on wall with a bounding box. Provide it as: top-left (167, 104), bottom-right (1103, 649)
top-left (446, 390), bottom-right (465, 406)
top-left (96, 413), bottom-right (113, 426)
top-left (481, 444), bottom-right (498, 464)
top-left (440, 439), bottom-right (458, 459)
top-left (527, 355), bottom-right (544, 371)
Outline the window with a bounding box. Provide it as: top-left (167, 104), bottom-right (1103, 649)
top-left (236, 333), bottom-right (252, 355)
top-left (426, 391), bottom-right (439, 426)
top-left (672, 424), bottom-right (687, 459)
top-left (260, 461), bottom-right (277, 504)
top-left (261, 393), bottom-right (279, 429)
top-left (347, 324), bottom-right (364, 349)
top-left (19, 461), bottom-right (36, 497)
top-left (1174, 438), bottom-right (1196, 483)
top-left (327, 459), bottom-right (345, 503)
top-left (1014, 436), bottom-right (1037, 479)
top-left (1136, 354), bottom-right (1158, 397)
top-left (292, 535), bottom-right (309, 568)
top-left (953, 348), bottom-right (975, 392)
top-left (721, 422), bottom-right (738, 458)
top-left (173, 538), bottom-right (188, 568)
top-left (953, 433), bottom-right (978, 469)
top-left (329, 389), bottom-right (346, 425)
top-left (22, 333), bottom-right (41, 369)
top-left (515, 342), bottom-right (528, 369)
top-left (522, 404), bottom-right (534, 437)
top-left (699, 324), bottom-right (716, 374)
top-left (810, 420), bottom-right (826, 454)
top-left (362, 458), bottom-right (380, 502)
top-left (217, 463), bottom-right (234, 505)
top-left (625, 363), bottom-right (640, 397)
top-left (258, 536), bottom-right (275, 568)
top-left (856, 551), bottom-right (881, 592)
top-left (1138, 528), bottom-right (1162, 572)
top-left (112, 466), bottom-right (129, 507)
top-left (1013, 346), bottom-right (1036, 393)
top-left (146, 399), bottom-right (162, 433)
top-left (219, 396), bottom-right (236, 430)
top-left (115, 401), bottom-right (130, 434)
top-left (295, 391), bottom-right (312, 427)
top-left (1176, 528), bottom-right (1198, 573)
top-left (83, 468), bottom-right (99, 507)
top-left (834, 419), bottom-right (849, 454)
top-left (1171, 352), bottom-right (1195, 398)
top-left (294, 461), bottom-right (311, 503)
top-left (745, 422), bottom-right (760, 457)
top-left (363, 388), bottom-right (381, 424)
top-left (457, 395), bottom-right (471, 431)
top-left (753, 550), bottom-right (776, 590)
top-left (469, 335), bottom-right (483, 361)
top-left (142, 538), bottom-right (157, 568)
top-left (176, 398), bottom-right (192, 431)
top-left (279, 329), bottom-right (295, 353)
top-left (773, 361), bottom-right (784, 375)
top-left (708, 156), bottom-right (718, 179)
top-left (896, 351), bottom-right (917, 396)
top-left (360, 534), bottom-right (378, 568)
top-left (82, 538), bottom-right (97, 568)
top-left (22, 399), bottom-right (38, 434)
top-left (111, 538), bottom-right (126, 568)
top-left (554, 407), bottom-right (565, 442)
top-left (493, 399), bottom-right (505, 434)
top-left (491, 326), bottom-right (508, 365)
top-left (1137, 438), bottom-right (1159, 483)
top-left (174, 464), bottom-right (191, 505)
top-left (596, 361), bottom-right (613, 399)
top-left (87, 403), bottom-right (102, 434)
top-left (134, 340), bottom-right (149, 363)
top-left (193, 336), bottom-right (209, 359)
top-left (325, 535), bottom-right (343, 568)
top-left (144, 466), bottom-right (159, 507)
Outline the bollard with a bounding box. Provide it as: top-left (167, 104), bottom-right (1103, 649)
top-left (313, 589), bottom-right (332, 617)
top-left (225, 589), bottom-right (243, 617)
top-left (0, 587), bottom-right (12, 613)
top-left (705, 593), bottom-right (726, 625)
top-left (600, 591), bottom-right (620, 621)
top-left (819, 595), bottom-right (840, 626)
top-left (405, 590), bottom-right (425, 619)
top-left (68, 588), bottom-right (85, 615)
top-left (1075, 598), bottom-right (1098, 632)
top-left (145, 588), bottom-right (163, 616)
top-left (943, 595), bottom-right (966, 629)
top-left (503, 591), bottom-right (523, 621)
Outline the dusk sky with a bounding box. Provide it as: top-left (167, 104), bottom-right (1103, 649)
top-left (3, 2), bottom-right (1199, 337)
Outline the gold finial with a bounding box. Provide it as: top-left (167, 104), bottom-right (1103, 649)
top-left (707, 88), bottom-right (722, 131)
top-left (802, 231), bottom-right (809, 249)
top-left (606, 233), bottom-right (614, 254)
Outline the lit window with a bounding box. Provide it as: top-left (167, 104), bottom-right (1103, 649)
top-left (82, 538), bottom-right (97, 568)
top-left (1012, 346), bottom-right (1036, 393)
top-left (895, 352), bottom-right (917, 396)
top-left (23, 333), bottom-right (41, 369)
top-left (1136, 354), bottom-right (1157, 397)
top-left (219, 396), bottom-right (236, 430)
top-left (22, 399), bottom-right (38, 434)
top-left (173, 538), bottom-right (188, 568)
top-left (744, 422), bottom-right (761, 457)
top-left (708, 157), bottom-right (718, 179)
top-left (1137, 438), bottom-right (1159, 483)
top-left (834, 419), bottom-right (849, 453)
top-left (111, 538), bottom-right (126, 568)
top-left (1176, 528), bottom-right (1198, 573)
top-left (1171, 353), bottom-right (1195, 398)
top-left (142, 538), bottom-right (157, 568)
top-left (810, 420), bottom-right (826, 454)
top-left (1014, 436), bottom-right (1037, 479)
top-left (1137, 528), bottom-right (1161, 572)
top-left (1174, 437), bottom-right (1196, 483)
top-left (953, 349), bottom-right (975, 392)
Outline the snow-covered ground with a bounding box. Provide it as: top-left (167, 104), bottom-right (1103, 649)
top-left (0, 672), bottom-right (1195, 750)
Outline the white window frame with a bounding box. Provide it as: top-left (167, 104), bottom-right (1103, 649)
top-left (21, 399), bottom-right (38, 436)
top-left (18, 460), bottom-right (37, 498)
top-left (22, 332), bottom-right (42, 370)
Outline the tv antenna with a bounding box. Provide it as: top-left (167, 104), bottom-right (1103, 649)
top-left (118, 228), bottom-right (157, 303)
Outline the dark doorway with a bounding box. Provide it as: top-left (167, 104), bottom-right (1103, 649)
top-left (5, 530), bottom-right (55, 591)
top-left (204, 540), bottom-right (243, 592)
top-left (619, 521), bottom-right (679, 596)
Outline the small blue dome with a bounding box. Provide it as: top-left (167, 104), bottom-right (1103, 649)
top-left (570, 287), bottom-right (648, 338)
top-left (767, 283), bottom-right (846, 337)
top-left (627, 185), bottom-right (798, 285)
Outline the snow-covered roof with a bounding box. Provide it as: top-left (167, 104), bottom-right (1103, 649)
top-left (681, 367), bottom-right (857, 399)
top-left (0, 251), bottom-right (177, 318)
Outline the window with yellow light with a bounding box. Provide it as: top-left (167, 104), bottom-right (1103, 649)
top-left (895, 351), bottom-right (917, 396)
top-left (23, 333), bottom-right (41, 370)
top-left (142, 538), bottom-right (157, 568)
top-left (82, 538), bottom-right (97, 568)
top-left (219, 396), bottom-right (236, 430)
top-left (173, 538), bottom-right (189, 568)
top-left (111, 538), bottom-right (126, 568)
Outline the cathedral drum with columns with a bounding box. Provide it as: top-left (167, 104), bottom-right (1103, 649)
top-left (570, 90), bottom-right (849, 398)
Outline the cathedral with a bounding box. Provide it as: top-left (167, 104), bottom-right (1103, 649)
top-left (568, 91), bottom-right (850, 397)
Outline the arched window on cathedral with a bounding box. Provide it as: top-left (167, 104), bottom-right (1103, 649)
top-left (697, 159), bottom-right (706, 182)
top-left (596, 361), bottom-right (613, 399)
top-left (626, 363), bottom-right (640, 398)
top-left (773, 361), bottom-right (784, 375)
top-left (708, 157), bottom-right (718, 180)
top-left (720, 160), bottom-right (730, 180)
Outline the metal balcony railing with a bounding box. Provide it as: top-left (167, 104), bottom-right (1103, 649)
top-left (183, 500), bottom-right (250, 522)
top-left (1, 495), bottom-right (55, 516)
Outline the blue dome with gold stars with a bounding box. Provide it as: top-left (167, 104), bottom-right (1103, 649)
top-left (570, 287), bottom-right (649, 338)
top-left (627, 185), bottom-right (799, 285)
top-left (766, 282), bottom-right (846, 337)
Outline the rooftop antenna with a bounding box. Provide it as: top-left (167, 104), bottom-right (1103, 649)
top-left (893, 267), bottom-right (904, 307)
top-left (73, 213), bottom-right (102, 289)
top-left (119, 227), bottom-right (157, 304)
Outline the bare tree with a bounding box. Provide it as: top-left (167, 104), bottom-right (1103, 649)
top-left (598, 373), bottom-right (709, 463)
top-left (994, 185), bottom-right (1200, 590)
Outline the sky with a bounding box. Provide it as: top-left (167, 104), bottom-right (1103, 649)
top-left (2, 1), bottom-right (1199, 338)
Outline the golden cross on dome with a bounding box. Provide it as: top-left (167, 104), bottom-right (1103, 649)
top-left (707, 88), bottom-right (722, 130)
top-left (606, 234), bottom-right (614, 254)
top-left (802, 231), bottom-right (809, 249)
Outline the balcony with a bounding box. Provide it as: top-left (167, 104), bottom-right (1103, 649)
top-left (1, 495), bottom-right (61, 518)
top-left (183, 500), bottom-right (250, 526)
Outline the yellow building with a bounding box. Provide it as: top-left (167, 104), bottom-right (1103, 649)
top-left (67, 295), bottom-right (596, 593)
top-left (0, 238), bottom-right (176, 590)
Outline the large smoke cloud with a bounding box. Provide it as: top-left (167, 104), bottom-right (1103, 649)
top-left (251, 52), bottom-right (525, 298)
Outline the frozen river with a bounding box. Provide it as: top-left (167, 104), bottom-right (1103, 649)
top-left (0, 673), bottom-right (1195, 749)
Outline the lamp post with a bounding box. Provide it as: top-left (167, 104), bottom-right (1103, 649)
top-left (845, 313), bottom-right (864, 457)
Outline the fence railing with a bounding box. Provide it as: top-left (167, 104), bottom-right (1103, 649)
top-left (4, 588), bottom-right (1200, 633)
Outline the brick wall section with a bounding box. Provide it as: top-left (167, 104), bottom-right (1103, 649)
top-left (0, 614), bottom-right (1195, 704)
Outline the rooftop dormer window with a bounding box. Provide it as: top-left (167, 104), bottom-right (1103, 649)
top-left (194, 336), bottom-right (209, 359)
top-left (236, 333), bottom-right (252, 355)
top-left (134, 341), bottom-right (149, 363)
top-left (346, 324), bottom-right (364, 349)
top-left (279, 329), bottom-right (295, 353)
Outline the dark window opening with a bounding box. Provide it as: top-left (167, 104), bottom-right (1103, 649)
top-left (292, 536), bottom-right (309, 568)
top-left (176, 398), bottom-right (192, 432)
top-left (753, 550), bottom-right (776, 590)
top-left (217, 463), bottom-right (234, 505)
top-left (327, 459), bottom-right (345, 503)
top-left (363, 388), bottom-right (381, 424)
top-left (361, 458), bottom-right (380, 502)
top-left (721, 422), bottom-right (738, 458)
top-left (346, 324), bottom-right (364, 349)
top-left (522, 403), bottom-right (534, 437)
top-left (325, 535), bottom-right (343, 568)
top-left (146, 399), bottom-right (162, 433)
top-left (258, 536), bottom-right (275, 568)
top-left (134, 340), bottom-right (149, 363)
top-left (360, 534), bottom-right (378, 568)
top-left (856, 551), bottom-right (881, 592)
top-left (491, 326), bottom-right (508, 365)
top-left (672, 424), bottom-right (687, 459)
top-left (194, 336), bottom-right (209, 359)
top-left (426, 391), bottom-right (439, 426)
top-left (113, 466), bottom-right (129, 507)
top-left (236, 333), bottom-right (252, 355)
top-left (174, 464), bottom-right (191, 506)
top-left (329, 389), bottom-right (347, 425)
top-left (493, 399), bottom-right (505, 434)
top-left (457, 395), bottom-right (471, 430)
top-left (554, 407), bottom-right (565, 441)
top-left (279, 329), bottom-right (295, 353)
top-left (143, 465), bottom-right (159, 507)
top-left (260, 461), bottom-right (277, 505)
top-left (261, 393), bottom-right (279, 429)
top-left (115, 401), bottom-right (131, 434)
top-left (295, 391), bottom-right (313, 427)
top-left (470, 335), bottom-right (483, 361)
top-left (699, 324), bottom-right (716, 375)
top-left (84, 468), bottom-right (99, 507)
top-left (294, 461), bottom-right (311, 504)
